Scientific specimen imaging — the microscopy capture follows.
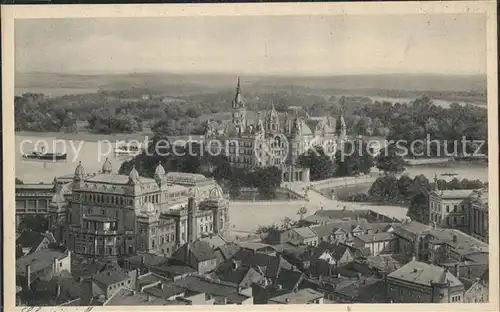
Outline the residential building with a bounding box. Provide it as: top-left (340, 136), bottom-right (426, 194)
top-left (468, 189), bottom-right (489, 243)
top-left (319, 276), bottom-right (385, 303)
top-left (215, 260), bottom-right (266, 287)
top-left (428, 182), bottom-right (489, 243)
top-left (16, 248), bottom-right (72, 291)
top-left (171, 240), bottom-right (218, 274)
top-left (236, 241), bottom-right (277, 255)
top-left (291, 227), bottom-right (319, 246)
top-left (352, 232), bottom-right (396, 256)
top-left (171, 275), bottom-right (254, 304)
top-left (386, 260), bottom-right (464, 303)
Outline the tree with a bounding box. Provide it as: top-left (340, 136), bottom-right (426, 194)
top-left (407, 193), bottom-right (430, 224)
top-left (281, 217), bottom-right (293, 230)
top-left (334, 139), bottom-right (374, 177)
top-left (297, 206), bottom-right (308, 220)
top-left (368, 176), bottom-right (401, 202)
top-left (18, 215), bottom-right (49, 233)
top-left (375, 143), bottom-right (406, 175)
top-left (298, 146), bottom-right (336, 181)
top-left (252, 166), bottom-right (282, 199)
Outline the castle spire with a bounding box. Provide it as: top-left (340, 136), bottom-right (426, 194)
top-left (232, 77), bottom-right (244, 109)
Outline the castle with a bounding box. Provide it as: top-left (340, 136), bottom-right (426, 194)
top-left (205, 78), bottom-right (347, 183)
top-left (48, 160), bottom-right (229, 258)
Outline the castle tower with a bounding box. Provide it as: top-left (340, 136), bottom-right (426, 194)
top-left (72, 161), bottom-right (85, 190)
top-left (264, 102), bottom-right (280, 135)
top-left (102, 157), bottom-right (112, 174)
top-left (231, 77), bottom-right (246, 135)
top-left (336, 107), bottom-right (347, 152)
top-left (154, 161), bottom-right (166, 187)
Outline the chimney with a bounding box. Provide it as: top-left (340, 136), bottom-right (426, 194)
top-left (337, 273), bottom-right (341, 278)
top-left (454, 264), bottom-right (460, 278)
top-left (25, 265), bottom-right (31, 290)
top-left (185, 242), bottom-right (191, 262)
top-left (141, 255), bottom-right (145, 266)
top-left (452, 235), bottom-right (457, 243)
top-left (411, 255), bottom-right (416, 262)
top-left (356, 273), bottom-right (361, 280)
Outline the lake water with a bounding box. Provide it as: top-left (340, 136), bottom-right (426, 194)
top-left (367, 96), bottom-right (486, 109)
top-left (15, 87), bottom-right (100, 97)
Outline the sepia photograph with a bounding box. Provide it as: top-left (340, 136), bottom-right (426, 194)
top-left (2, 2), bottom-right (498, 310)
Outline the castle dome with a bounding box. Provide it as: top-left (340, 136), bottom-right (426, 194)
top-left (155, 162), bottom-right (166, 177)
top-left (188, 187), bottom-right (201, 200)
top-left (209, 185), bottom-right (224, 199)
top-left (265, 103), bottom-right (280, 124)
top-left (102, 157), bottom-right (113, 174)
top-left (129, 164), bottom-right (140, 183)
top-left (74, 161), bottom-right (85, 176)
top-left (141, 201), bottom-right (156, 215)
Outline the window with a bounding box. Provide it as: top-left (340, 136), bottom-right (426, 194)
top-left (446, 205), bottom-right (450, 213)
top-left (101, 209), bottom-right (105, 215)
top-left (59, 262), bottom-right (62, 267)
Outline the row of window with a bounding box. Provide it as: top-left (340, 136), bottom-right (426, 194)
top-left (108, 280), bottom-right (131, 291)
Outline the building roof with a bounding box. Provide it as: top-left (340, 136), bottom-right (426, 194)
top-left (199, 234), bottom-right (227, 249)
top-left (293, 227), bottom-right (317, 239)
top-left (143, 283), bottom-right (186, 299)
top-left (214, 243), bottom-right (242, 261)
top-left (426, 228), bottom-right (488, 255)
top-left (16, 249), bottom-right (68, 275)
top-left (268, 288), bottom-right (323, 304)
top-left (165, 172), bottom-right (210, 185)
top-left (151, 263), bottom-right (196, 277)
top-left (391, 221), bottom-right (431, 241)
top-left (172, 240), bottom-right (216, 264)
top-left (85, 173), bottom-right (155, 185)
top-left (354, 232), bottom-right (395, 243)
top-left (171, 276), bottom-right (250, 304)
top-left (104, 288), bottom-right (170, 306)
top-left (15, 183), bottom-right (55, 190)
top-left (275, 268), bottom-right (304, 290)
top-left (301, 215), bottom-right (335, 225)
top-left (366, 255), bottom-right (403, 273)
top-left (236, 241), bottom-right (275, 252)
top-left (216, 263), bottom-right (262, 286)
top-left (124, 253), bottom-right (168, 268)
top-left (93, 270), bottom-right (130, 287)
top-left (231, 250), bottom-right (292, 279)
top-left (310, 218), bottom-right (371, 238)
top-left (387, 260), bottom-right (463, 288)
top-left (437, 189), bottom-right (476, 199)
top-left (314, 210), bottom-right (371, 220)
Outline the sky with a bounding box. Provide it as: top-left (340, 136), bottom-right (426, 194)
top-left (15, 14), bottom-right (487, 75)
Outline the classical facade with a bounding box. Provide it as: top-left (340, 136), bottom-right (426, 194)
top-left (205, 78), bottom-right (347, 183)
top-left (38, 160), bottom-right (230, 259)
top-left (428, 178), bottom-right (488, 243)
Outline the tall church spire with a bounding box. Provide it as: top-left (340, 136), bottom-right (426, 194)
top-left (231, 77), bottom-right (246, 135)
top-left (232, 77), bottom-right (244, 109)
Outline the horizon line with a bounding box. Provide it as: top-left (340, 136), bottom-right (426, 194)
top-left (16, 70), bottom-right (487, 78)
